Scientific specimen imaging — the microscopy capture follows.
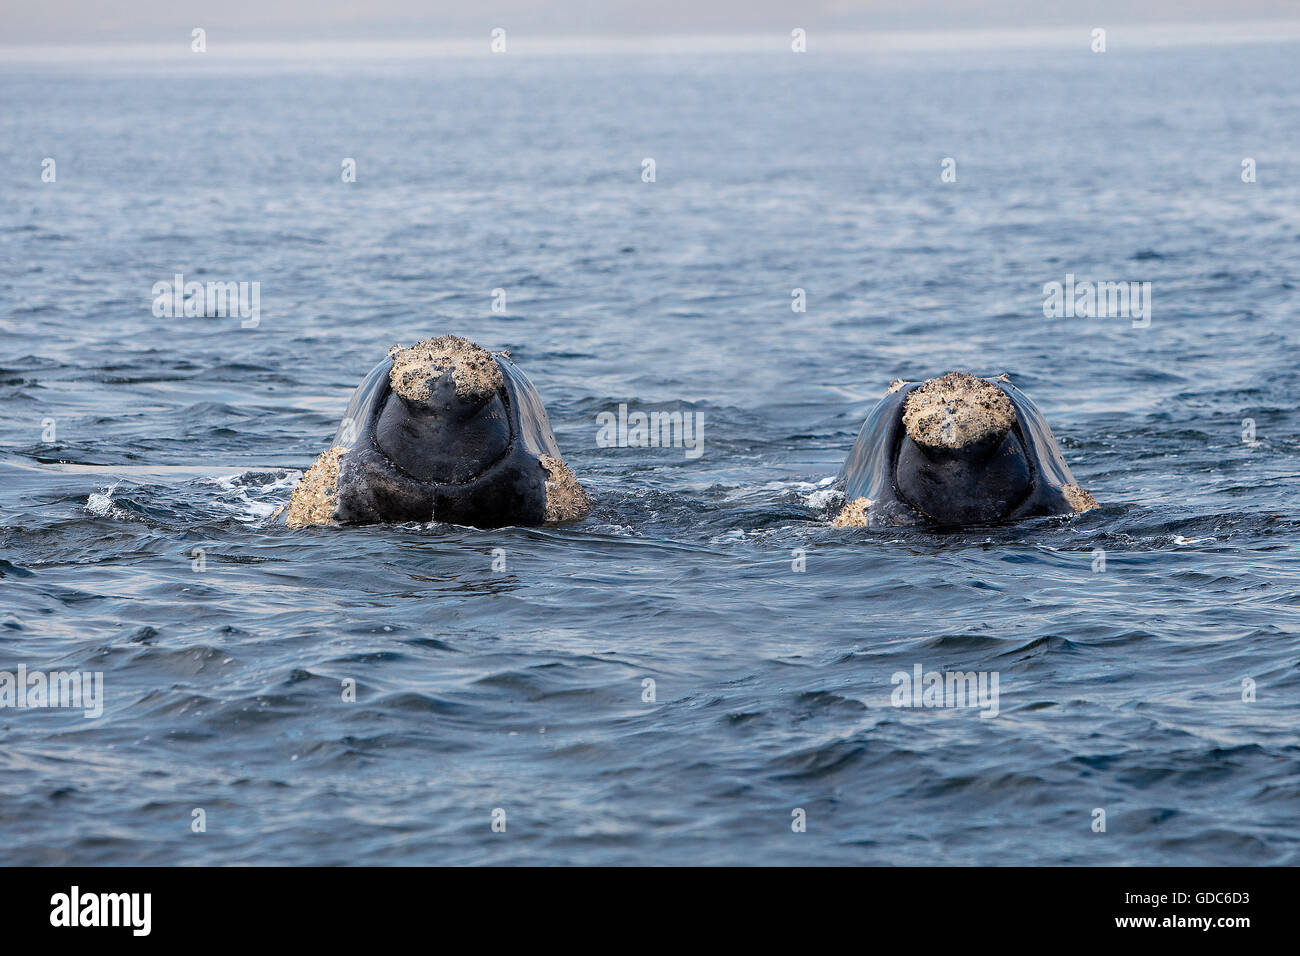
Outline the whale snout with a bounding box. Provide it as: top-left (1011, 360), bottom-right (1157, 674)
top-left (900, 371), bottom-right (1017, 453)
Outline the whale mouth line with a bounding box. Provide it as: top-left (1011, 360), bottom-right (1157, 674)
top-left (375, 369), bottom-right (519, 490)
top-left (381, 434), bottom-right (516, 490)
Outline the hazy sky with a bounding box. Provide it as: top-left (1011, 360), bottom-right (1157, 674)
top-left (4, 0), bottom-right (1299, 44)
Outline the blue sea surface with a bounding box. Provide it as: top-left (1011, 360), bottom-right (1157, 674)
top-left (1, 39), bottom-right (1298, 865)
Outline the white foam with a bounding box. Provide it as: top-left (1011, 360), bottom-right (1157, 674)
top-left (204, 470), bottom-right (302, 524)
top-left (84, 480), bottom-right (123, 517)
top-left (805, 486), bottom-right (845, 510)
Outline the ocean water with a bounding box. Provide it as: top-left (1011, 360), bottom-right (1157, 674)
top-left (1, 38), bottom-right (1299, 866)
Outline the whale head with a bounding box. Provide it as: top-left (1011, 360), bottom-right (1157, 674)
top-left (835, 370), bottom-right (1096, 528)
top-left (286, 335), bottom-right (591, 528)
top-left (892, 372), bottom-right (1031, 525)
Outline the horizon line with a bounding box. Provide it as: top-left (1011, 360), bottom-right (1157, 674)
top-left (3, 19), bottom-right (1300, 64)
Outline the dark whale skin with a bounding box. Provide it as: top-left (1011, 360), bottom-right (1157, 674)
top-left (328, 353), bottom-right (565, 528)
top-left (836, 378), bottom-right (1085, 527)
